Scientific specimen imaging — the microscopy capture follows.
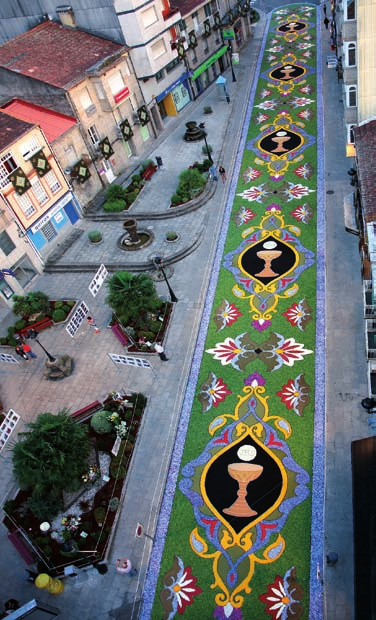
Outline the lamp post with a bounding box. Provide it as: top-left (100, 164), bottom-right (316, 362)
top-left (153, 256), bottom-right (178, 303)
top-left (199, 123), bottom-right (213, 164)
top-left (227, 42), bottom-right (237, 83)
top-left (27, 329), bottom-right (56, 363)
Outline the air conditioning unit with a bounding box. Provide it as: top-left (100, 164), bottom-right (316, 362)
top-left (132, 111), bottom-right (141, 124)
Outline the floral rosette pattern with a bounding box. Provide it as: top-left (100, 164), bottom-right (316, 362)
top-left (144, 5), bottom-right (323, 620)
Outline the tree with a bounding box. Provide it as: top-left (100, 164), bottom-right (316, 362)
top-left (12, 291), bottom-right (50, 319)
top-left (12, 411), bottom-right (90, 500)
top-left (106, 271), bottom-right (162, 328)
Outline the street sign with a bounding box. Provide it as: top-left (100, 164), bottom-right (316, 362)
top-left (222, 28), bottom-right (235, 40)
top-left (89, 264), bottom-right (108, 297)
top-left (66, 301), bottom-right (89, 337)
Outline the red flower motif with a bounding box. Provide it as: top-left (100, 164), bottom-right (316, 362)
top-left (259, 567), bottom-right (304, 619)
top-left (276, 374), bottom-right (310, 416)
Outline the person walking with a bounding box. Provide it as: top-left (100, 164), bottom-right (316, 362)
top-left (15, 345), bottom-right (28, 360)
top-left (154, 342), bottom-right (168, 361)
top-left (324, 16), bottom-right (330, 28)
top-left (87, 315), bottom-right (100, 333)
top-left (21, 342), bottom-right (37, 359)
top-left (219, 165), bottom-right (227, 182)
top-left (209, 163), bottom-right (218, 180)
top-left (115, 558), bottom-right (137, 576)
top-left (323, 3), bottom-right (327, 15)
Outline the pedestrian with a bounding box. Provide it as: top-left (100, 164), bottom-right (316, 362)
top-left (209, 163), bottom-right (218, 181)
top-left (4, 599), bottom-right (20, 615)
top-left (15, 345), bottom-right (28, 361)
top-left (21, 342), bottom-right (37, 359)
top-left (115, 557), bottom-right (137, 576)
top-left (324, 16), bottom-right (329, 28)
top-left (87, 315), bottom-right (100, 333)
top-left (219, 165), bottom-right (227, 182)
top-left (323, 3), bottom-right (327, 15)
top-left (154, 342), bottom-right (168, 361)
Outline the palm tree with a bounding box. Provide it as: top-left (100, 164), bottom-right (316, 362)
top-left (12, 291), bottom-right (50, 319)
top-left (12, 411), bottom-right (90, 498)
top-left (106, 271), bottom-right (162, 328)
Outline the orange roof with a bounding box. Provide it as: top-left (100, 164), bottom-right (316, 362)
top-left (1, 98), bottom-right (77, 142)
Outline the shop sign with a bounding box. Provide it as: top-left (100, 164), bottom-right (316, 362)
top-left (114, 87), bottom-right (130, 103)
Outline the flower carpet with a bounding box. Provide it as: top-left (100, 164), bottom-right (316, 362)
top-left (142, 5), bottom-right (324, 619)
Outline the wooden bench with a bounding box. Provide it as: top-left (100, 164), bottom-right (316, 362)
top-left (70, 400), bottom-right (102, 423)
top-left (18, 317), bottom-right (53, 338)
top-left (141, 163), bottom-right (157, 181)
top-left (8, 531), bottom-right (34, 565)
top-left (111, 323), bottom-right (128, 346)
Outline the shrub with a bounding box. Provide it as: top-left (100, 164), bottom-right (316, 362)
top-left (109, 497), bottom-right (119, 511)
top-left (43, 546), bottom-right (52, 557)
top-left (204, 105), bottom-right (213, 114)
top-left (94, 507), bottom-right (106, 525)
top-left (171, 193), bottom-right (181, 206)
top-left (3, 499), bottom-right (18, 516)
top-left (132, 174), bottom-right (142, 184)
top-left (52, 309), bottom-right (66, 323)
top-left (62, 304), bottom-right (71, 314)
top-left (54, 301), bottom-right (63, 309)
top-left (67, 300), bottom-right (75, 307)
top-left (150, 321), bottom-right (162, 334)
top-left (202, 143), bottom-right (213, 155)
top-left (141, 159), bottom-right (155, 171)
top-left (91, 410), bottom-right (113, 435)
top-left (78, 499), bottom-right (91, 513)
top-left (0, 337), bottom-right (7, 346)
top-left (88, 230), bottom-right (103, 243)
top-left (14, 319), bottom-right (27, 330)
top-left (125, 191), bottom-right (138, 205)
top-left (12, 291), bottom-right (50, 319)
top-left (7, 326), bottom-right (15, 336)
top-left (110, 461), bottom-right (127, 479)
top-left (26, 493), bottom-right (64, 521)
top-left (105, 184), bottom-right (127, 201)
top-left (166, 231), bottom-right (178, 241)
top-left (103, 199), bottom-right (126, 212)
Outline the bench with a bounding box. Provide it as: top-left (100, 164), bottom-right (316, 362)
top-left (18, 317), bottom-right (53, 338)
top-left (70, 400), bottom-right (102, 423)
top-left (8, 531), bottom-right (34, 565)
top-left (111, 323), bottom-right (128, 346)
top-left (141, 163), bottom-right (157, 181)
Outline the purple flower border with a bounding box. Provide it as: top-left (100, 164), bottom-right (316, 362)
top-left (140, 6), bottom-right (325, 618)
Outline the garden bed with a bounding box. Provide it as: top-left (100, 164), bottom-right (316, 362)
top-left (2, 391), bottom-right (147, 575)
top-left (109, 301), bottom-right (173, 353)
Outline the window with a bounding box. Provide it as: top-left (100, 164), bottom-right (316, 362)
top-left (44, 170), bottom-right (61, 194)
top-left (141, 5), bottom-right (158, 28)
top-left (15, 193), bottom-right (36, 218)
top-left (348, 124), bottom-right (355, 143)
top-left (0, 230), bottom-right (16, 255)
top-left (192, 11), bottom-right (199, 29)
top-left (80, 88), bottom-right (96, 115)
top-left (165, 57), bottom-right (180, 73)
top-left (151, 39), bottom-right (166, 60)
top-left (20, 136), bottom-right (41, 160)
top-left (88, 125), bottom-right (100, 145)
top-left (0, 152), bottom-right (18, 189)
top-left (347, 42), bottom-right (356, 66)
top-left (94, 81), bottom-right (106, 100)
top-left (155, 69), bottom-right (165, 82)
top-left (204, 3), bottom-right (212, 17)
top-left (178, 19), bottom-right (187, 32)
top-left (348, 85), bottom-right (357, 107)
top-left (41, 221), bottom-right (57, 242)
top-left (30, 177), bottom-right (48, 206)
top-left (108, 72), bottom-right (125, 96)
top-left (345, 0), bottom-right (355, 20)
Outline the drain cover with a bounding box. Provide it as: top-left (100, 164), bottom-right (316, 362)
top-left (326, 190), bottom-right (334, 194)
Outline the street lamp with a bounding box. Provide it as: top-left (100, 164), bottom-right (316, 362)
top-left (227, 43), bottom-right (237, 83)
top-left (199, 123), bottom-right (213, 164)
top-left (27, 329), bottom-right (56, 363)
top-left (153, 256), bottom-right (178, 303)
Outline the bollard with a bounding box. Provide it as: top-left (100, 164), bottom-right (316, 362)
top-left (156, 155), bottom-right (163, 167)
top-left (35, 573), bottom-right (64, 594)
top-left (326, 552), bottom-right (338, 566)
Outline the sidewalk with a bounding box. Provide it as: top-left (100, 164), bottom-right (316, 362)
top-left (0, 18), bottom-right (268, 619)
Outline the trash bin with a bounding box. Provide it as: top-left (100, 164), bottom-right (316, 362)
top-left (156, 156), bottom-right (163, 167)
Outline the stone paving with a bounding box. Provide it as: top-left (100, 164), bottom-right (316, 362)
top-left (0, 7), bottom-right (369, 620)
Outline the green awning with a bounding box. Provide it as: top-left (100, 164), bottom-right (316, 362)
top-left (191, 46), bottom-right (228, 80)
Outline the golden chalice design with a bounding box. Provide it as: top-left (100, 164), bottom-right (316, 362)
top-left (255, 249), bottom-right (282, 278)
top-left (223, 462), bottom-right (263, 517)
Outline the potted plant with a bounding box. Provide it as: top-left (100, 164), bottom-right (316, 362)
top-left (204, 105), bottom-right (213, 114)
top-left (165, 231), bottom-right (179, 242)
top-left (88, 230), bottom-right (103, 244)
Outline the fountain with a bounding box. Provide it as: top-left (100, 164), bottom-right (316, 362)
top-left (183, 120), bottom-right (206, 142)
top-left (117, 218), bottom-right (154, 251)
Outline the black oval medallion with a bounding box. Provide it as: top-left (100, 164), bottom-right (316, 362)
top-left (240, 235), bottom-right (297, 285)
top-left (270, 64), bottom-right (305, 81)
top-left (259, 129), bottom-right (302, 156)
